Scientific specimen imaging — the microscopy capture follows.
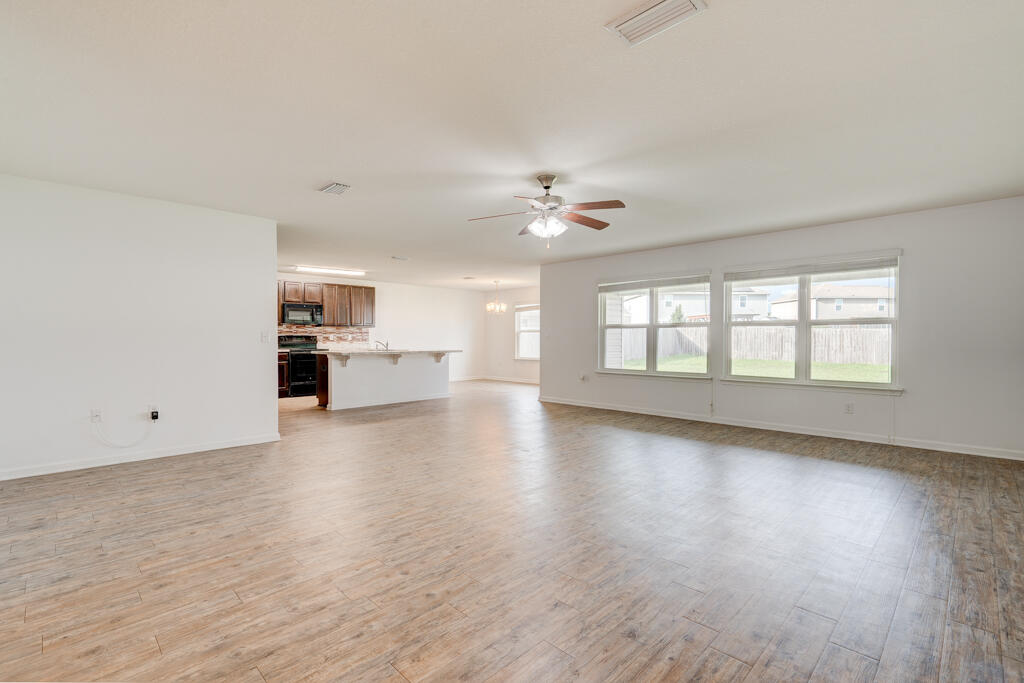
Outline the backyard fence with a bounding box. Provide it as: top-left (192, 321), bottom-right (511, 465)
top-left (606, 324), bottom-right (891, 367)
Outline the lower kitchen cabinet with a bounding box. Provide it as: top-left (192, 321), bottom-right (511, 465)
top-left (277, 352), bottom-right (289, 398)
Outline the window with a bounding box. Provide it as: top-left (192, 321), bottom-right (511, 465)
top-left (599, 275), bottom-right (711, 375)
top-left (514, 305), bottom-right (540, 360)
top-left (739, 294), bottom-right (747, 308)
top-left (725, 255), bottom-right (898, 385)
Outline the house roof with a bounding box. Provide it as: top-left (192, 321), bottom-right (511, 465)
top-left (771, 285), bottom-right (894, 304)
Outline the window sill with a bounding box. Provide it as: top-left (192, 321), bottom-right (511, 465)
top-left (719, 377), bottom-right (904, 395)
top-left (596, 369), bottom-right (712, 381)
top-left (514, 357), bottom-right (540, 361)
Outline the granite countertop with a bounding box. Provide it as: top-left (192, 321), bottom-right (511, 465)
top-left (312, 348), bottom-right (462, 355)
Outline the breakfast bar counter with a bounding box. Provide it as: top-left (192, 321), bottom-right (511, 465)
top-left (313, 349), bottom-right (461, 410)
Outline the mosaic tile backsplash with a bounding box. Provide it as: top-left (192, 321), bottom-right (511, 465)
top-left (277, 325), bottom-right (370, 344)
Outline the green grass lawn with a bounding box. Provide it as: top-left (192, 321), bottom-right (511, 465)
top-left (624, 354), bottom-right (890, 383)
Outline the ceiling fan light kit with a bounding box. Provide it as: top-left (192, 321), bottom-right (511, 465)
top-left (468, 174), bottom-right (625, 244)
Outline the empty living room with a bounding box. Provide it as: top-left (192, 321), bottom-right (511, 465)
top-left (2, 1), bottom-right (1023, 681)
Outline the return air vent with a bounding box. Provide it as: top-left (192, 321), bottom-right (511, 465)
top-left (318, 182), bottom-right (350, 195)
top-left (605, 0), bottom-right (707, 46)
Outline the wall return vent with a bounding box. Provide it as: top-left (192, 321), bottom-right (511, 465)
top-left (605, 0), bottom-right (707, 46)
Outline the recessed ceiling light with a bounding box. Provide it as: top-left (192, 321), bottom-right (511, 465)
top-left (463, 276), bottom-right (476, 280)
top-left (295, 265), bottom-right (365, 276)
top-left (391, 256), bottom-right (410, 261)
top-left (318, 182), bottom-right (350, 195)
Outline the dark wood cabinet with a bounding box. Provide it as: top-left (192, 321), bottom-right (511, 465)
top-left (277, 281), bottom-right (284, 324)
top-left (350, 286), bottom-right (375, 326)
top-left (277, 352), bottom-right (289, 398)
top-left (316, 354), bottom-right (329, 407)
top-left (302, 282), bottom-right (323, 304)
top-left (282, 281), bottom-right (304, 303)
top-left (276, 280), bottom-right (372, 327)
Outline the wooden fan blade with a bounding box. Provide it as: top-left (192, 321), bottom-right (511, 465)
top-left (562, 212), bottom-right (609, 230)
top-left (514, 195), bottom-right (547, 210)
top-left (560, 200), bottom-right (625, 211)
top-left (467, 211), bottom-right (531, 222)
top-left (518, 223), bottom-right (532, 236)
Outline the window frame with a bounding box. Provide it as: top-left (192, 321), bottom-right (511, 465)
top-left (723, 256), bottom-right (899, 388)
top-left (598, 274), bottom-right (712, 378)
top-left (514, 304), bottom-right (540, 361)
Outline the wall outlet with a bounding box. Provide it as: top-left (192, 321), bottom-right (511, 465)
top-left (844, 402), bottom-right (855, 414)
top-left (148, 404), bottom-right (159, 421)
top-left (259, 330), bottom-right (270, 343)
top-left (90, 408), bottom-right (103, 423)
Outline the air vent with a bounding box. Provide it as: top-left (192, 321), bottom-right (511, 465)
top-left (605, 0), bottom-right (707, 46)
top-left (318, 182), bottom-right (350, 195)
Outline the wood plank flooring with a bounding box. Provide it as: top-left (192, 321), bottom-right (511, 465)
top-left (1, 380), bottom-right (1022, 681)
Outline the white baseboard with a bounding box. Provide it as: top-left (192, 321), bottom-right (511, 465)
top-left (454, 376), bottom-right (540, 385)
top-left (0, 432), bottom-right (282, 482)
top-left (538, 395), bottom-right (1023, 462)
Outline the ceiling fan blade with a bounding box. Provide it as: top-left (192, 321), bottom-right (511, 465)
top-left (560, 200), bottom-right (625, 211)
top-left (514, 195), bottom-right (547, 210)
top-left (562, 212), bottom-right (609, 230)
top-left (467, 211), bottom-right (532, 222)
top-left (518, 223), bottom-right (532, 236)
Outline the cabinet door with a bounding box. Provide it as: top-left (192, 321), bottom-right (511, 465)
top-left (283, 281), bottom-right (304, 303)
top-left (363, 287), bottom-right (375, 327)
top-left (277, 354), bottom-right (289, 398)
top-left (336, 285), bottom-right (351, 326)
top-left (303, 282), bottom-right (323, 304)
top-left (349, 286), bottom-right (364, 326)
top-left (322, 284), bottom-right (338, 326)
top-left (277, 281), bottom-right (284, 324)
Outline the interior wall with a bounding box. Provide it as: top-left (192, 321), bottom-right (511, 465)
top-left (0, 175), bottom-right (280, 480)
top-left (277, 272), bottom-right (488, 381)
top-left (540, 196), bottom-right (1024, 460)
top-left (481, 286), bottom-right (541, 384)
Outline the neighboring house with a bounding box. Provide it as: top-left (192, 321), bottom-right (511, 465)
top-left (729, 287), bottom-right (769, 321)
top-left (770, 285), bottom-right (894, 319)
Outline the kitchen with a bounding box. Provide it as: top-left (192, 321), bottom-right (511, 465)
top-left (277, 275), bottom-right (462, 409)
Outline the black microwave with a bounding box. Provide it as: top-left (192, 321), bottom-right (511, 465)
top-left (282, 303), bottom-right (323, 326)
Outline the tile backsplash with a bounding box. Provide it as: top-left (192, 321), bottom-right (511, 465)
top-left (278, 325), bottom-right (369, 344)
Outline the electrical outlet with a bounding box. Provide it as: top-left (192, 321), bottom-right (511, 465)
top-left (844, 402), bottom-right (855, 414)
top-left (90, 408), bottom-right (103, 423)
top-left (148, 404), bottom-right (159, 421)
top-left (259, 330), bottom-right (270, 343)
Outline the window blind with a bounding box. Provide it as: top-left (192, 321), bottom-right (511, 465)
top-left (724, 253), bottom-right (899, 282)
top-left (598, 273), bottom-right (710, 293)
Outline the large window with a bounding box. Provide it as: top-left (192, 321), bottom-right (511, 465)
top-left (725, 256), bottom-right (898, 385)
top-left (599, 275), bottom-right (711, 376)
top-left (514, 305), bottom-right (540, 360)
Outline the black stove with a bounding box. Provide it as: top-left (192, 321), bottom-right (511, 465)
top-left (279, 335), bottom-right (318, 397)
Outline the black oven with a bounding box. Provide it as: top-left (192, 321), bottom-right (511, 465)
top-left (282, 303), bottom-right (323, 326)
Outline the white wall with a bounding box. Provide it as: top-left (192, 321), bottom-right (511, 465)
top-left (0, 175), bottom-right (280, 480)
top-left (482, 286), bottom-right (541, 384)
top-left (279, 272), bottom-right (488, 381)
top-left (540, 196), bottom-right (1024, 460)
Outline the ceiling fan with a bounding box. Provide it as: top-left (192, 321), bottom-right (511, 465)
top-left (468, 174), bottom-right (625, 242)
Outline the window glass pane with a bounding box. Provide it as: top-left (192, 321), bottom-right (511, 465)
top-left (657, 282), bottom-right (710, 323)
top-left (730, 326), bottom-right (796, 378)
top-left (603, 289), bottom-right (649, 325)
top-left (516, 309), bottom-right (540, 331)
top-left (604, 328), bottom-right (647, 370)
top-left (810, 267), bottom-right (895, 320)
top-left (517, 331), bottom-right (540, 359)
top-left (730, 276), bottom-right (798, 321)
top-left (657, 326), bottom-right (708, 373)
top-left (811, 324), bottom-right (891, 383)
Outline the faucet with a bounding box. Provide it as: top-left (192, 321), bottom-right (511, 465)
top-left (374, 340), bottom-right (389, 351)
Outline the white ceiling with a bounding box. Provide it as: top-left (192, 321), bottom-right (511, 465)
top-left (3, 0), bottom-right (1023, 289)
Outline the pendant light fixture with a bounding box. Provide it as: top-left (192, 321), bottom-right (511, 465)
top-left (486, 280), bottom-right (507, 314)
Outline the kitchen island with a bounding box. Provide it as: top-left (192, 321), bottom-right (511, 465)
top-left (314, 349), bottom-right (461, 410)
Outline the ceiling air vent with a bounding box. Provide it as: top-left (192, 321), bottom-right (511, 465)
top-left (318, 182), bottom-right (350, 195)
top-left (605, 0), bottom-right (707, 46)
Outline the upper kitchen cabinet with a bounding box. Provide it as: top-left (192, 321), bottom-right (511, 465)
top-left (302, 282), bottom-right (323, 304)
top-left (350, 286), bottom-right (375, 327)
top-left (282, 281), bottom-right (304, 303)
top-left (322, 284), bottom-right (352, 327)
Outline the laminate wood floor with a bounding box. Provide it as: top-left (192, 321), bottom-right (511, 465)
top-left (2, 381), bottom-right (1023, 682)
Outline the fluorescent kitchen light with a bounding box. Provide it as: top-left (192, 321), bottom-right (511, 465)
top-left (295, 265), bottom-right (366, 276)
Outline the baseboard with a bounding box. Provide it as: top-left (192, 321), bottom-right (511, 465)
top-left (327, 393), bottom-right (451, 410)
top-left (453, 376), bottom-right (540, 385)
top-left (538, 395), bottom-right (1023, 461)
top-left (0, 432), bottom-right (282, 482)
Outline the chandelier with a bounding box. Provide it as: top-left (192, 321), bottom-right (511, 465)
top-left (486, 280), bottom-right (507, 314)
